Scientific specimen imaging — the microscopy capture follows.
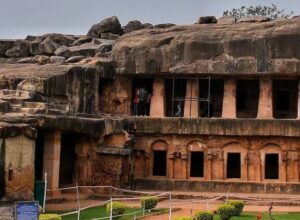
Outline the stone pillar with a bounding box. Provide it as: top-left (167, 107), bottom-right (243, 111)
top-left (206, 152), bottom-right (213, 180)
top-left (297, 80), bottom-right (300, 119)
top-left (280, 152), bottom-right (287, 182)
top-left (168, 152), bottom-right (174, 179)
top-left (150, 78), bottom-right (165, 117)
top-left (184, 79), bottom-right (198, 118)
top-left (222, 79), bottom-right (236, 118)
top-left (241, 157), bottom-right (248, 181)
top-left (144, 152), bottom-right (151, 177)
top-left (257, 78), bottom-right (273, 119)
top-left (43, 130), bottom-right (61, 191)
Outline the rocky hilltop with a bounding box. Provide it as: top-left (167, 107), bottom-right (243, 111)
top-left (112, 16), bottom-right (300, 75)
top-left (0, 15), bottom-right (299, 118)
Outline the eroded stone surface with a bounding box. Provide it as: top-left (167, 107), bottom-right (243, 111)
top-left (112, 17), bottom-right (300, 75)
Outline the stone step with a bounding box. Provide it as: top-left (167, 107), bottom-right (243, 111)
top-left (22, 101), bottom-right (46, 109)
top-left (0, 89), bottom-right (32, 99)
top-left (19, 107), bottom-right (46, 114)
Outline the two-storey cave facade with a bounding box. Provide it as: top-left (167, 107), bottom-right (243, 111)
top-left (1, 17), bottom-right (300, 200)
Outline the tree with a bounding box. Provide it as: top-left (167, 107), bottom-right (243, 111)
top-left (223, 4), bottom-right (294, 20)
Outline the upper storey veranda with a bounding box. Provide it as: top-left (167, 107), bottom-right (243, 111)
top-left (112, 17), bottom-right (300, 75)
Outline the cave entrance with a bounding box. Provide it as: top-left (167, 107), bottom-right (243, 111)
top-left (35, 130), bottom-right (45, 181)
top-left (265, 154), bottom-right (279, 180)
top-left (59, 133), bottom-right (76, 187)
top-left (227, 153), bottom-right (241, 179)
top-left (132, 78), bottom-right (154, 116)
top-left (165, 79), bottom-right (187, 117)
top-left (152, 150), bottom-right (167, 176)
top-left (190, 152), bottom-right (204, 177)
top-left (199, 78), bottom-right (224, 118)
top-left (273, 80), bottom-right (298, 119)
top-left (236, 80), bottom-right (259, 118)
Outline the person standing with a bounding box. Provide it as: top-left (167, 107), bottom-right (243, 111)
top-left (138, 87), bottom-right (148, 116)
top-left (133, 87), bottom-right (140, 116)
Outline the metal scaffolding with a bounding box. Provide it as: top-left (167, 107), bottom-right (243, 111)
top-left (170, 75), bottom-right (211, 118)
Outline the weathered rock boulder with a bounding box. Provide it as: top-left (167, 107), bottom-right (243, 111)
top-left (198, 16), bottom-right (217, 24)
top-left (100, 33), bottom-right (119, 40)
top-left (30, 33), bottom-right (76, 55)
top-left (73, 37), bottom-right (93, 46)
top-left (238, 16), bottom-right (271, 23)
top-left (217, 16), bottom-right (236, 25)
top-left (87, 16), bottom-right (122, 37)
top-left (32, 55), bottom-right (50, 65)
top-left (50, 55), bottom-right (66, 63)
top-left (111, 17), bottom-right (300, 75)
top-left (123, 20), bottom-right (143, 34)
top-left (142, 23), bottom-right (154, 29)
top-left (154, 23), bottom-right (175, 28)
top-left (6, 40), bottom-right (30, 57)
top-left (0, 40), bottom-right (15, 57)
top-left (66, 56), bottom-right (85, 63)
top-left (17, 57), bottom-right (34, 64)
top-left (55, 41), bottom-right (114, 58)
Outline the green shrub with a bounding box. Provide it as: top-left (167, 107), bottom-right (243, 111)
top-left (217, 204), bottom-right (235, 220)
top-left (106, 201), bottom-right (127, 218)
top-left (195, 210), bottom-right (214, 220)
top-left (173, 216), bottom-right (192, 220)
top-left (228, 200), bottom-right (245, 216)
top-left (39, 214), bottom-right (61, 220)
top-left (140, 196), bottom-right (159, 210)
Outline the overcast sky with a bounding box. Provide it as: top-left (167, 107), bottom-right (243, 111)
top-left (0, 0), bottom-right (299, 39)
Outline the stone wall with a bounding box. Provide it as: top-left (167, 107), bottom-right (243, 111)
top-left (4, 135), bottom-right (35, 200)
top-left (99, 76), bottom-right (131, 115)
top-left (133, 135), bottom-right (300, 185)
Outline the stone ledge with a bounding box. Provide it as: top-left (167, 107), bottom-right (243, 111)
top-left (135, 179), bottom-right (300, 194)
top-left (0, 122), bottom-right (36, 139)
top-left (133, 117), bottom-right (300, 137)
top-left (96, 147), bottom-right (131, 155)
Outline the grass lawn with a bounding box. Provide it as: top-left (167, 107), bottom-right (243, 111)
top-left (213, 212), bottom-right (300, 220)
top-left (60, 206), bottom-right (167, 220)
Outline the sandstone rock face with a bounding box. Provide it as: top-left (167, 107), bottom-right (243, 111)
top-left (87, 16), bottom-right (122, 37)
top-left (217, 16), bottom-right (236, 24)
top-left (238, 16), bottom-right (271, 23)
top-left (4, 135), bottom-right (35, 200)
top-left (123, 20), bottom-right (143, 34)
top-left (112, 17), bottom-right (300, 75)
top-left (198, 16), bottom-right (217, 24)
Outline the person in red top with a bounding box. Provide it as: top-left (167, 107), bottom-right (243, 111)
top-left (133, 87), bottom-right (140, 116)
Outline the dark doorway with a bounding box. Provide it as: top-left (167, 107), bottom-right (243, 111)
top-left (153, 151), bottom-right (167, 176)
top-left (227, 153), bottom-right (241, 178)
top-left (265, 154), bottom-right (279, 179)
top-left (165, 79), bottom-right (187, 117)
top-left (0, 139), bottom-right (4, 198)
top-left (199, 79), bottom-right (224, 117)
top-left (190, 152), bottom-right (204, 177)
top-left (35, 130), bottom-right (45, 181)
top-left (59, 133), bottom-right (76, 186)
top-left (236, 80), bottom-right (259, 118)
top-left (132, 78), bottom-right (154, 116)
top-left (273, 80), bottom-right (298, 119)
